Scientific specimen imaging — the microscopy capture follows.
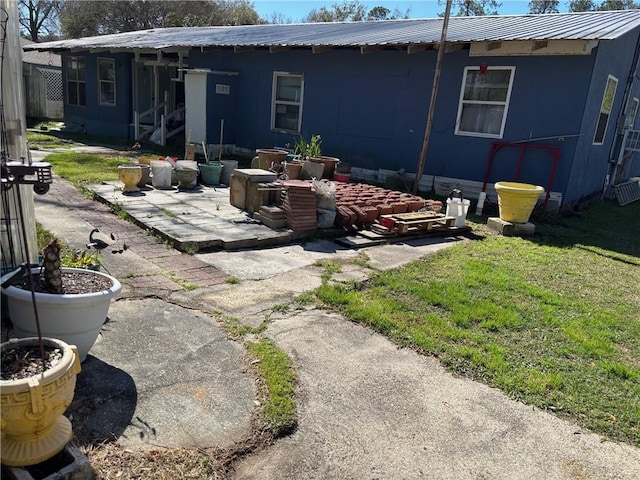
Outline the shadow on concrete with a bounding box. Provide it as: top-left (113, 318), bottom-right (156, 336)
top-left (68, 356), bottom-right (137, 446)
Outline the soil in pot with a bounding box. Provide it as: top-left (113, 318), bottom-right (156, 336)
top-left (1, 344), bottom-right (63, 380)
top-left (12, 270), bottom-right (112, 295)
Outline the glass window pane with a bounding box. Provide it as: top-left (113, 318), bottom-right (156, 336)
top-left (77, 58), bottom-right (85, 81)
top-left (275, 104), bottom-right (299, 130)
top-left (100, 83), bottom-right (115, 104)
top-left (78, 82), bottom-right (86, 106)
top-left (464, 70), bottom-right (510, 102)
top-left (459, 104), bottom-right (504, 135)
top-left (594, 112), bottom-right (608, 144)
top-left (99, 60), bottom-right (115, 81)
top-left (67, 82), bottom-right (77, 105)
top-left (602, 78), bottom-right (617, 113)
top-left (276, 76), bottom-right (301, 102)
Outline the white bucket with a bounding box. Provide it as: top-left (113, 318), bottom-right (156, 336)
top-left (446, 198), bottom-right (471, 227)
top-left (220, 160), bottom-right (239, 185)
top-left (151, 160), bottom-right (173, 189)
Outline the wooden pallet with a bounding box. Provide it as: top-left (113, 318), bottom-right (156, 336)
top-left (378, 213), bottom-right (455, 234)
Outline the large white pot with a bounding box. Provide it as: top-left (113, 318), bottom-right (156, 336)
top-left (1, 267), bottom-right (121, 362)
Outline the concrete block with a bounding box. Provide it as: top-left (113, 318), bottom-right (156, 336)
top-left (487, 217), bottom-right (536, 236)
top-left (2, 444), bottom-right (93, 480)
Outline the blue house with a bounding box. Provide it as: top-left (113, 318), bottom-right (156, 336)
top-left (25, 10), bottom-right (640, 212)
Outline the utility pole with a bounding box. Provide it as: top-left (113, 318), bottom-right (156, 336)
top-left (413, 0), bottom-right (452, 194)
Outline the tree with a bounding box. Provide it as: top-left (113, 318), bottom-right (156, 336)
top-left (568, 0), bottom-right (639, 10)
top-left (58, 0), bottom-right (262, 38)
top-left (304, 1), bottom-right (409, 22)
top-left (438, 0), bottom-right (501, 16)
top-left (304, 0), bottom-right (367, 22)
top-left (597, 0), bottom-right (640, 9)
top-left (528, 0), bottom-right (559, 13)
top-left (367, 6), bottom-right (411, 20)
top-left (18, 0), bottom-right (61, 42)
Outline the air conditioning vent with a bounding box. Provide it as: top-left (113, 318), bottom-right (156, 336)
top-left (216, 84), bottom-right (230, 95)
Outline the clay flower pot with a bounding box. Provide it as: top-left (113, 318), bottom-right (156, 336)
top-left (1, 337), bottom-right (81, 467)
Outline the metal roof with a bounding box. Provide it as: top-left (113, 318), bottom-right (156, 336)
top-left (23, 10), bottom-right (640, 53)
top-left (21, 38), bottom-right (61, 67)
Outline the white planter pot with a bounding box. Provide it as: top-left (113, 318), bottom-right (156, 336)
top-left (1, 267), bottom-right (122, 362)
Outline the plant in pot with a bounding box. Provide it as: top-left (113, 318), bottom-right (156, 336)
top-left (1, 242), bottom-right (88, 467)
top-left (1, 238), bottom-right (122, 364)
top-left (296, 134), bottom-right (340, 179)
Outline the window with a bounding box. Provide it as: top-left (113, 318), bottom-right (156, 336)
top-left (626, 97), bottom-right (639, 129)
top-left (271, 72), bottom-right (303, 132)
top-left (594, 75), bottom-right (618, 144)
top-left (455, 66), bottom-right (515, 138)
top-left (98, 58), bottom-right (116, 106)
top-left (66, 56), bottom-right (85, 106)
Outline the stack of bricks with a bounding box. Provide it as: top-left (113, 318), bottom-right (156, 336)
top-left (281, 180), bottom-right (317, 231)
top-left (254, 205), bottom-right (287, 229)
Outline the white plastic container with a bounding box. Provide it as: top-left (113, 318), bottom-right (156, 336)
top-left (151, 160), bottom-right (172, 189)
top-left (446, 197), bottom-right (471, 227)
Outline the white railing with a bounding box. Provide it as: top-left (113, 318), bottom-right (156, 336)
top-left (133, 91), bottom-right (185, 146)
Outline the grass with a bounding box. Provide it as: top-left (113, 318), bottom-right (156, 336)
top-left (315, 199), bottom-right (640, 446)
top-left (42, 152), bottom-right (123, 188)
top-left (247, 339), bottom-right (298, 432)
top-left (27, 128), bottom-right (186, 157)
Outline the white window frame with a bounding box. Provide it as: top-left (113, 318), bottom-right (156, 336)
top-left (593, 74), bottom-right (618, 145)
top-left (271, 72), bottom-right (304, 133)
top-left (98, 57), bottom-right (116, 107)
top-left (455, 66), bottom-right (515, 139)
top-left (626, 97), bottom-right (639, 129)
top-left (66, 56), bottom-right (85, 107)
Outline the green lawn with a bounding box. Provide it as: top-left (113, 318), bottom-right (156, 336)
top-left (316, 200), bottom-right (640, 446)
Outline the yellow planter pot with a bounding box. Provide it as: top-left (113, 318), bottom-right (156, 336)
top-left (118, 165), bottom-right (142, 193)
top-left (1, 337), bottom-right (81, 467)
top-left (494, 181), bottom-right (545, 223)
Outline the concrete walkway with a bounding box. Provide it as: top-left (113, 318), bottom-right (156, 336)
top-left (15, 148), bottom-right (640, 479)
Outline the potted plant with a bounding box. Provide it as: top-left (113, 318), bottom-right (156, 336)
top-left (1, 336), bottom-right (81, 466)
top-left (296, 134), bottom-right (340, 179)
top-left (1, 239), bottom-right (122, 363)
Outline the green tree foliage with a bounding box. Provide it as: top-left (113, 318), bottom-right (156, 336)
top-left (568, 0), bottom-right (640, 10)
top-left (528, 0), bottom-right (560, 13)
top-left (303, 1), bottom-right (408, 23)
top-left (18, 0), bottom-right (61, 41)
top-left (58, 0), bottom-right (262, 38)
top-left (438, 0), bottom-right (501, 16)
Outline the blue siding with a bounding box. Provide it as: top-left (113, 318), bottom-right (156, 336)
top-left (62, 52), bottom-right (131, 138)
top-left (191, 47), bottom-right (597, 199)
top-left (62, 32), bottom-right (640, 204)
top-left (567, 30), bottom-right (640, 202)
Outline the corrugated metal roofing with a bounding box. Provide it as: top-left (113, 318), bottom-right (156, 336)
top-left (23, 10), bottom-right (640, 53)
top-left (21, 38), bottom-right (62, 67)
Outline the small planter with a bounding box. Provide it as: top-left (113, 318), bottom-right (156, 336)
top-left (1, 267), bottom-right (122, 362)
top-left (256, 149), bottom-right (288, 170)
top-left (1, 337), bottom-right (81, 467)
top-left (309, 156), bottom-right (340, 179)
top-left (494, 181), bottom-right (545, 223)
top-left (175, 167), bottom-right (199, 190)
top-left (118, 165), bottom-right (142, 193)
top-left (285, 161), bottom-right (303, 180)
top-left (200, 162), bottom-right (223, 186)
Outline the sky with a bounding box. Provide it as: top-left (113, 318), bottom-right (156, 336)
top-left (250, 1), bottom-right (566, 22)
